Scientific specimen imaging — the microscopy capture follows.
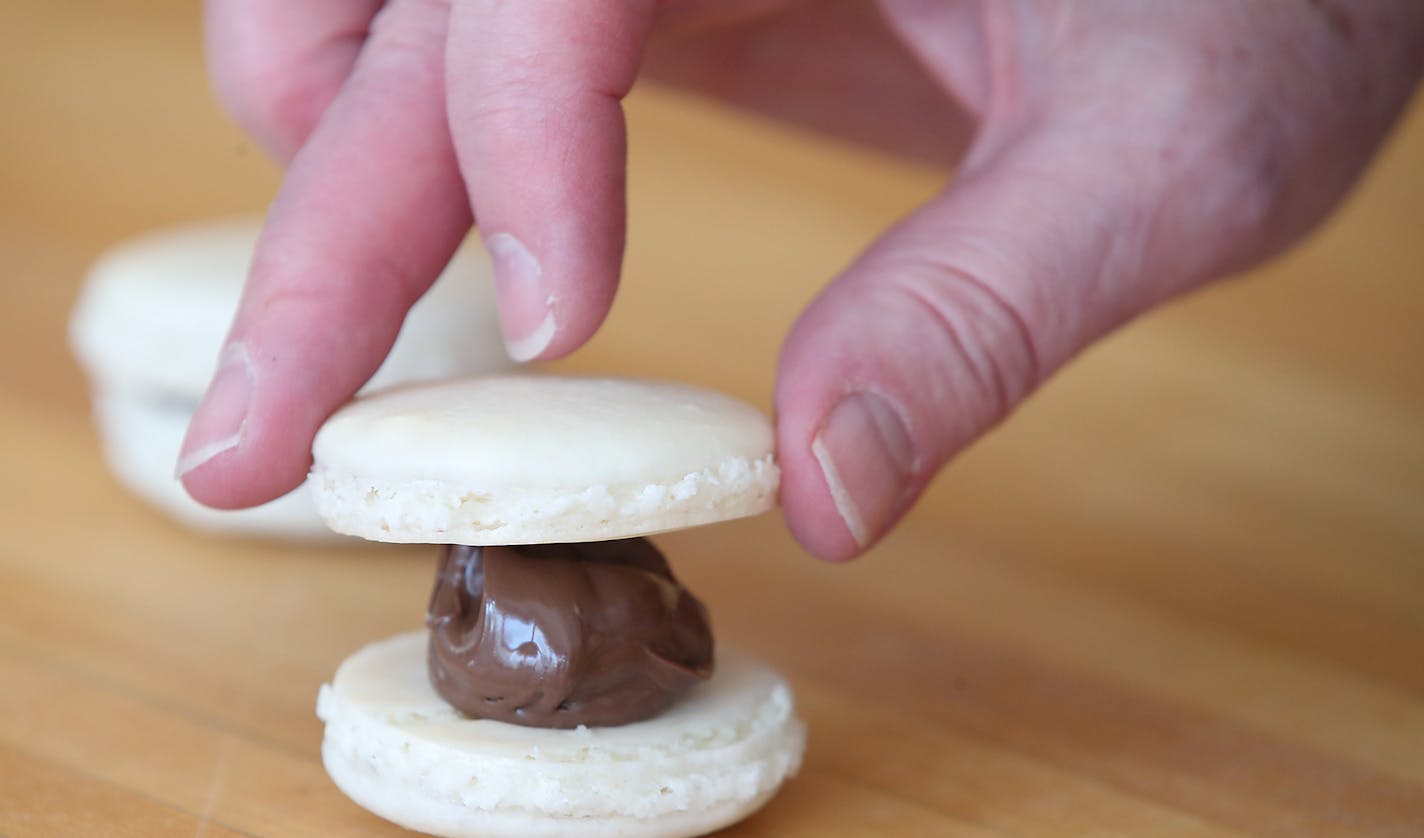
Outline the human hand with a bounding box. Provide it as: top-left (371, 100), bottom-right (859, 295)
top-left (180, 0), bottom-right (1421, 560)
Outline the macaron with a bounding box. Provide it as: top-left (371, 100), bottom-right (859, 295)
top-left (309, 375), bottom-right (781, 545)
top-left (68, 217), bottom-right (513, 538)
top-left (311, 374), bottom-right (804, 837)
top-left (318, 632), bottom-right (804, 838)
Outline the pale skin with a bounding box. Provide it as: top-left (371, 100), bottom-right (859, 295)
top-left (179, 0), bottom-right (1422, 560)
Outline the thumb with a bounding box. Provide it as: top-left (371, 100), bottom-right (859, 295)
top-left (775, 0), bottom-right (1424, 561)
top-left (775, 128), bottom-right (1234, 561)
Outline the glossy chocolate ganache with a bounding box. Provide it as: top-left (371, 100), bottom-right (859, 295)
top-left (426, 538), bottom-right (714, 728)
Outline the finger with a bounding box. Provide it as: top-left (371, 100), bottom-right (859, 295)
top-left (775, 126), bottom-right (1228, 561)
top-left (445, 0), bottom-right (658, 361)
top-left (204, 0), bottom-right (383, 161)
top-left (180, 0), bottom-right (471, 509)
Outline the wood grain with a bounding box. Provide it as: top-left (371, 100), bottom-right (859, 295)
top-left (2, 1), bottom-right (1422, 835)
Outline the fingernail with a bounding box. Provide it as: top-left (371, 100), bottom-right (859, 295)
top-left (811, 391), bottom-right (915, 549)
top-left (176, 343), bottom-right (255, 477)
top-left (485, 232), bottom-right (555, 362)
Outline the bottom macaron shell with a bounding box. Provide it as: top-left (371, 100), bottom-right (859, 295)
top-left (317, 632), bottom-right (805, 838)
top-left (323, 759), bottom-right (783, 838)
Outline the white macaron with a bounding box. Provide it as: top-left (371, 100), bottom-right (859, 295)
top-left (318, 632), bottom-right (805, 838)
top-left (310, 374), bottom-right (803, 836)
top-left (69, 217), bottom-right (514, 538)
top-left (309, 375), bottom-right (780, 545)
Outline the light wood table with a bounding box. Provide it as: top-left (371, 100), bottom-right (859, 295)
top-left (3, 2), bottom-right (1422, 835)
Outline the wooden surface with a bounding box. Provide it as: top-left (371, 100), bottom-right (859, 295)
top-left (3, 2), bottom-right (1423, 835)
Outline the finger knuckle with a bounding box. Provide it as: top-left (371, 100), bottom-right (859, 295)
top-left (883, 257), bottom-right (1043, 433)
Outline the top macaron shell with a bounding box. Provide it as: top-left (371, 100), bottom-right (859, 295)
top-left (68, 217), bottom-right (509, 398)
top-left (309, 376), bottom-right (780, 545)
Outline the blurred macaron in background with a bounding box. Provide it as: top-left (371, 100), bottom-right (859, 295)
top-left (68, 217), bottom-right (513, 539)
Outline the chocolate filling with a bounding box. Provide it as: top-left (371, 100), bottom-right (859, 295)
top-left (426, 538), bottom-right (713, 728)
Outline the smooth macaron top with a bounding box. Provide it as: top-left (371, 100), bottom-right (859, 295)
top-left (309, 375), bottom-right (780, 544)
top-left (69, 217), bottom-right (509, 397)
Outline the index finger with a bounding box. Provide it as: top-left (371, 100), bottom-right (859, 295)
top-left (179, 0), bottom-right (470, 509)
top-left (205, 0), bottom-right (382, 161)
